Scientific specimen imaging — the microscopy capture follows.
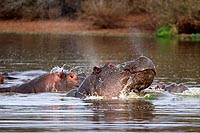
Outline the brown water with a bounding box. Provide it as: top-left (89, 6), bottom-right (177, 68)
top-left (0, 34), bottom-right (200, 132)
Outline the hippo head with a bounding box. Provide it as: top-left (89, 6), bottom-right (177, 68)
top-left (155, 82), bottom-right (166, 90)
top-left (24, 71), bottom-right (82, 93)
top-left (54, 72), bottom-right (81, 92)
top-left (71, 56), bottom-right (156, 99)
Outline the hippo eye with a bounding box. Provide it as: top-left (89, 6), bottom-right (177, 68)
top-left (70, 75), bottom-right (73, 78)
top-left (93, 66), bottom-right (101, 74)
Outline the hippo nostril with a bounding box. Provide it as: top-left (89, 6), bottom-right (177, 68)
top-left (108, 63), bottom-right (115, 68)
top-left (76, 83), bottom-right (80, 87)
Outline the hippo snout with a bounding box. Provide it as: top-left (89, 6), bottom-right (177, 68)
top-left (118, 56), bottom-right (156, 75)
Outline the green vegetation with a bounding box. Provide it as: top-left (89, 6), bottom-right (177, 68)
top-left (191, 33), bottom-right (200, 42)
top-left (144, 94), bottom-right (156, 100)
top-left (156, 26), bottom-right (177, 38)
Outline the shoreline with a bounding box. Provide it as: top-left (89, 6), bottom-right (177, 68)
top-left (0, 30), bottom-right (154, 38)
top-left (0, 20), bottom-right (154, 37)
top-left (0, 20), bottom-right (198, 41)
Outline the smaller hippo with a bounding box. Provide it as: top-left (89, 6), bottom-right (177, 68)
top-left (0, 72), bottom-right (23, 85)
top-left (0, 71), bottom-right (81, 93)
top-left (155, 82), bottom-right (188, 93)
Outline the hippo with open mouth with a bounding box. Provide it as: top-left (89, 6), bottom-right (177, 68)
top-left (0, 71), bottom-right (82, 93)
top-left (66, 56), bottom-right (156, 99)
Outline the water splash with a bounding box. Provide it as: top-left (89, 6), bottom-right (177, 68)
top-left (50, 64), bottom-right (66, 74)
top-left (84, 91), bottom-right (149, 100)
top-left (178, 87), bottom-right (200, 97)
top-left (69, 66), bottom-right (86, 74)
top-left (119, 91), bottom-right (142, 100)
top-left (84, 46), bottom-right (99, 68)
top-left (76, 38), bottom-right (101, 69)
top-left (129, 28), bottom-right (146, 56)
top-left (85, 95), bottom-right (104, 100)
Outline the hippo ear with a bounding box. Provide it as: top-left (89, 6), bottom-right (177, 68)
top-left (93, 66), bottom-right (101, 74)
top-left (58, 71), bottom-right (66, 79)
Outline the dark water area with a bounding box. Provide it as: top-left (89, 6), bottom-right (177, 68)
top-left (0, 33), bottom-right (200, 132)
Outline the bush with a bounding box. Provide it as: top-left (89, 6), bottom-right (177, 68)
top-left (191, 33), bottom-right (200, 42)
top-left (176, 17), bottom-right (200, 34)
top-left (0, 0), bottom-right (38, 19)
top-left (128, 0), bottom-right (200, 29)
top-left (156, 25), bottom-right (177, 38)
top-left (80, 0), bottom-right (200, 30)
top-left (80, 0), bottom-right (131, 29)
top-left (0, 0), bottom-right (81, 20)
top-left (0, 0), bottom-right (200, 32)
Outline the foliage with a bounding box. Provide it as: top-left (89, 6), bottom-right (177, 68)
top-left (191, 33), bottom-right (200, 42)
top-left (0, 0), bottom-right (81, 20)
top-left (144, 94), bottom-right (156, 100)
top-left (130, 0), bottom-right (200, 28)
top-left (80, 0), bottom-right (131, 29)
top-left (0, 0), bottom-right (200, 32)
top-left (156, 26), bottom-right (177, 38)
top-left (80, 0), bottom-right (200, 30)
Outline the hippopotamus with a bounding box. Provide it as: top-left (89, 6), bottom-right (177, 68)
top-left (66, 56), bottom-right (156, 99)
top-left (155, 82), bottom-right (188, 93)
top-left (0, 71), bottom-right (82, 93)
top-left (0, 72), bottom-right (24, 85)
top-left (0, 74), bottom-right (4, 84)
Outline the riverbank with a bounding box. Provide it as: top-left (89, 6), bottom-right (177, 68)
top-left (0, 19), bottom-right (154, 37)
top-left (1, 19), bottom-right (199, 41)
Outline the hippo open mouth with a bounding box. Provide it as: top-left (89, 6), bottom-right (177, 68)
top-left (67, 56), bottom-right (156, 99)
top-left (118, 56), bottom-right (156, 93)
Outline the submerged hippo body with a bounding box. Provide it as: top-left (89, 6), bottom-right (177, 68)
top-left (0, 73), bottom-right (18, 84)
top-left (67, 56), bottom-right (156, 99)
top-left (156, 82), bottom-right (188, 93)
top-left (0, 72), bottom-right (80, 93)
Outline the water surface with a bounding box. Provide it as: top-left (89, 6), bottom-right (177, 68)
top-left (0, 34), bottom-right (199, 132)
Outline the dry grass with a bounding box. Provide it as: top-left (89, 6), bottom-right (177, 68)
top-left (80, 0), bottom-right (131, 29)
top-left (0, 20), bottom-right (85, 33)
top-left (80, 0), bottom-right (200, 30)
top-left (130, 0), bottom-right (200, 27)
top-left (0, 0), bottom-right (81, 20)
top-left (0, 16), bottom-right (154, 36)
top-left (0, 0), bottom-right (200, 33)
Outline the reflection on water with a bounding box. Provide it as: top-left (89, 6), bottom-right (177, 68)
top-left (0, 34), bottom-right (135, 72)
top-left (0, 34), bottom-right (200, 132)
top-left (0, 93), bottom-right (199, 132)
top-left (87, 99), bottom-right (155, 122)
top-left (0, 34), bottom-right (199, 85)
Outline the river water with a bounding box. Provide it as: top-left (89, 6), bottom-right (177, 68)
top-left (0, 34), bottom-right (199, 132)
